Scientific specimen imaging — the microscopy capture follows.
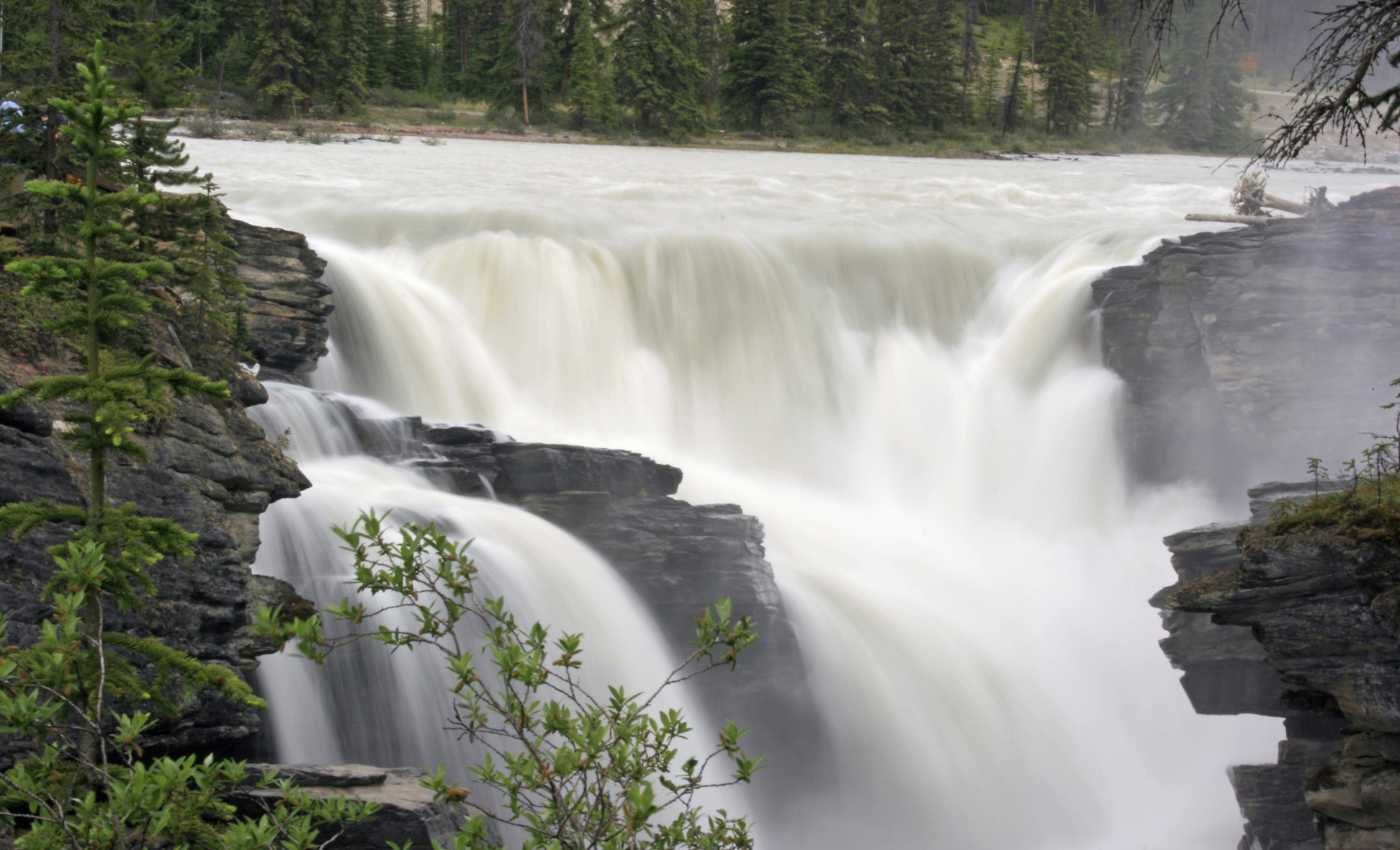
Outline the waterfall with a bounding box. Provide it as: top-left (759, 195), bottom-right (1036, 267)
top-left (186, 138), bottom-right (1396, 850)
top-left (247, 386), bottom-right (729, 818)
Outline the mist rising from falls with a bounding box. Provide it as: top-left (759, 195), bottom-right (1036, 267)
top-left (188, 139), bottom-right (1399, 850)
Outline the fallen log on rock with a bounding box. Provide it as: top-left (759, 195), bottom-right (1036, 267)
top-left (1185, 213), bottom-right (1276, 225)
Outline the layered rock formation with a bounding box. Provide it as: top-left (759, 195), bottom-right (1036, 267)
top-left (1153, 484), bottom-right (1400, 850)
top-left (0, 223), bottom-right (322, 757)
top-left (1094, 188), bottom-right (1400, 493)
top-left (308, 398), bottom-right (818, 781)
top-left (232, 219), bottom-right (334, 384)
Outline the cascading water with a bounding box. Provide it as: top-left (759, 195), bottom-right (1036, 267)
top-left (188, 138), bottom-right (1396, 849)
top-left (248, 384), bottom-right (720, 773)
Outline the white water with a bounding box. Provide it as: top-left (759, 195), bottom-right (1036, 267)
top-left (189, 137), bottom-right (1396, 849)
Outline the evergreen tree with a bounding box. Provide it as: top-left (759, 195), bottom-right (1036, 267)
top-left (249, 0), bottom-right (313, 116)
top-left (1002, 40), bottom-right (1028, 132)
top-left (488, 0), bottom-right (555, 124)
top-left (563, 0), bottom-right (616, 129)
top-left (725, 0), bottom-right (809, 132)
top-left (389, 0), bottom-right (423, 89)
top-left (823, 0), bottom-right (881, 130)
top-left (974, 51), bottom-right (1002, 126)
top-left (0, 47), bottom-right (375, 846)
top-left (615, 0), bottom-right (705, 136)
top-left (961, 0), bottom-right (980, 122)
top-left (875, 0), bottom-right (959, 131)
top-left (365, 0), bottom-right (391, 88)
top-left (1154, 1), bottom-right (1249, 149)
top-left (693, 0), bottom-right (727, 116)
top-left (1041, 0), bottom-right (1094, 134)
top-left (188, 0), bottom-right (224, 77)
top-left (1111, 22), bottom-right (1150, 133)
top-left (113, 0), bottom-right (193, 110)
top-left (313, 0), bottom-right (370, 113)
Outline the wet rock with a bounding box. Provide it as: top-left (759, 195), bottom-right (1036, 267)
top-left (1154, 481), bottom-right (1400, 850)
top-left (238, 764), bottom-right (465, 848)
top-left (0, 219), bottom-right (314, 757)
top-left (233, 220), bottom-right (333, 384)
top-left (1093, 187), bottom-right (1400, 492)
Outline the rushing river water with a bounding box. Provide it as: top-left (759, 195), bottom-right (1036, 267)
top-left (185, 137), bottom-right (1393, 849)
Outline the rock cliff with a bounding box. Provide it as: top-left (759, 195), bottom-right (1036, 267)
top-left (1154, 483), bottom-right (1400, 850)
top-left (0, 222), bottom-right (323, 758)
top-left (1093, 188), bottom-right (1400, 493)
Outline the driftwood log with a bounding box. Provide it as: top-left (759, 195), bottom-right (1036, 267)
top-left (1185, 213), bottom-right (1276, 225)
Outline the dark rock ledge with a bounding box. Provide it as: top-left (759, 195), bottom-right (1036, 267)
top-left (321, 400), bottom-right (820, 791)
top-left (1154, 482), bottom-right (1400, 850)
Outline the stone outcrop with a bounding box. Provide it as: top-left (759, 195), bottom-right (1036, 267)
top-left (347, 410), bottom-right (819, 776)
top-left (1093, 188), bottom-right (1400, 493)
top-left (1153, 483), bottom-right (1400, 850)
top-left (233, 219), bottom-right (333, 384)
top-left (0, 222), bottom-right (323, 756)
top-left (236, 764), bottom-right (467, 849)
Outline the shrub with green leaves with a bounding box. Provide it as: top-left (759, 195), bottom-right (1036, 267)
top-left (261, 512), bottom-right (766, 850)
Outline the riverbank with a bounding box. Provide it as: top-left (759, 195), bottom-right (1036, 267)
top-left (170, 105), bottom-right (1199, 161)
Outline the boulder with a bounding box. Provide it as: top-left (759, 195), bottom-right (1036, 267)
top-left (238, 764), bottom-right (465, 849)
top-left (234, 220), bottom-right (333, 384)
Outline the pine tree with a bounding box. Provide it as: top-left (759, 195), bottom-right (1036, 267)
top-left (875, 0), bottom-right (959, 131)
top-left (1154, 1), bottom-right (1248, 149)
top-left (563, 0), bottom-right (616, 129)
top-left (1041, 0), bottom-right (1094, 134)
top-left (250, 0), bottom-right (313, 116)
top-left (366, 0), bottom-right (392, 88)
top-left (1002, 41), bottom-right (1028, 132)
top-left (389, 0), bottom-right (423, 89)
top-left (823, 0), bottom-right (881, 130)
top-left (488, 0), bottom-right (554, 124)
top-left (0, 47), bottom-right (378, 845)
top-left (1111, 22), bottom-right (1150, 133)
top-left (112, 0), bottom-right (193, 110)
top-left (615, 0), bottom-right (705, 136)
top-left (0, 42), bottom-right (225, 698)
top-left (974, 51), bottom-right (1002, 127)
top-left (725, 0), bottom-right (808, 132)
top-left (313, 0), bottom-right (370, 113)
top-left (960, 0), bottom-right (980, 122)
top-left (694, 0), bottom-right (726, 116)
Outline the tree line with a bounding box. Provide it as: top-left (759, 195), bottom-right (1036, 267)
top-left (2, 0), bottom-right (1253, 147)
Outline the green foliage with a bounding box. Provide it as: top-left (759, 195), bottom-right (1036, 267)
top-left (616, 0), bottom-right (707, 137)
top-left (111, 0), bottom-right (194, 111)
top-left (1270, 379), bottom-right (1400, 543)
top-left (0, 42), bottom-right (370, 850)
top-left (822, 0), bottom-right (883, 130)
top-left (259, 511), bottom-right (764, 850)
top-left (874, 0), bottom-right (960, 132)
top-left (1041, 0), bottom-right (1096, 134)
top-left (1153, 0), bottom-right (1249, 150)
top-left (0, 542), bottom-right (378, 849)
top-left (724, 0), bottom-right (812, 133)
top-left (250, 0), bottom-right (315, 117)
top-left (563, 0), bottom-right (618, 129)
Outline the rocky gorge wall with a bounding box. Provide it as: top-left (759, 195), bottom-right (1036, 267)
top-left (1095, 187), bottom-right (1400, 850)
top-left (1154, 484), bottom-right (1400, 850)
top-left (1094, 187), bottom-right (1400, 493)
